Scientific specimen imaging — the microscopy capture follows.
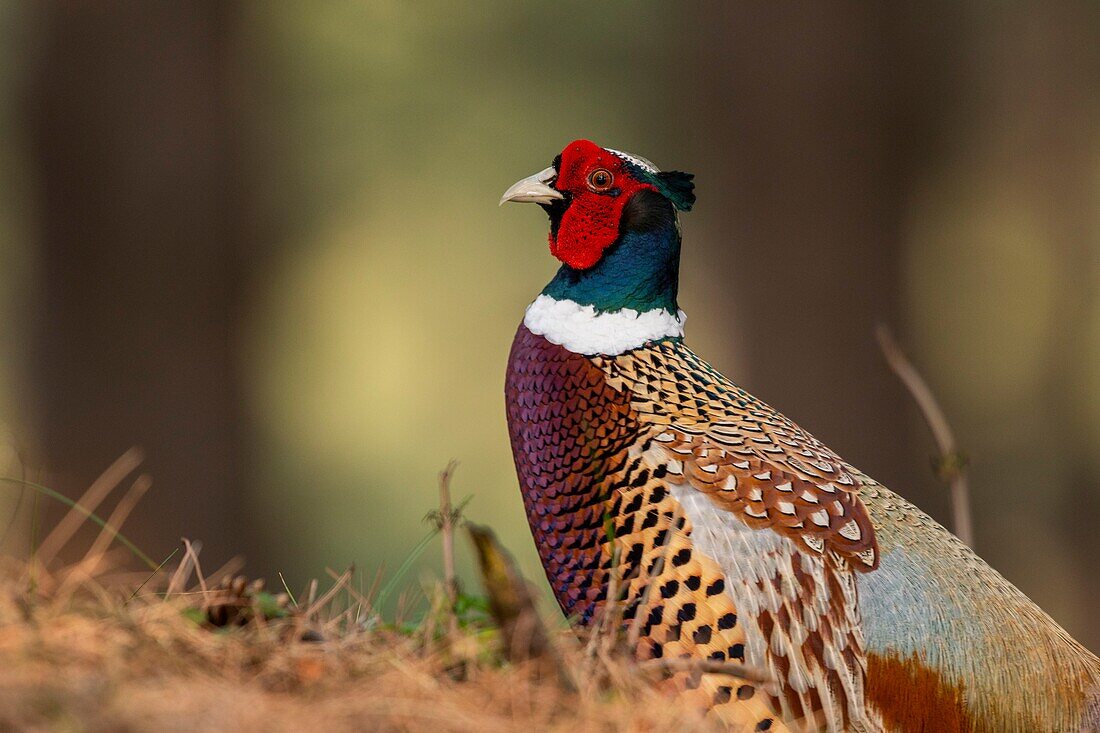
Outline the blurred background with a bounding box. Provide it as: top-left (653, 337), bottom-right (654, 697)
top-left (0, 3), bottom-right (1097, 646)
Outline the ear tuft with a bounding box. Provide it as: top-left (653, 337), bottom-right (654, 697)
top-left (656, 171), bottom-right (695, 211)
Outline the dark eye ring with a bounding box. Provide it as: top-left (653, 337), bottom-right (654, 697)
top-left (587, 168), bottom-right (613, 192)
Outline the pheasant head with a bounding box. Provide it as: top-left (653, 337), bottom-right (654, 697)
top-left (501, 140), bottom-right (696, 353)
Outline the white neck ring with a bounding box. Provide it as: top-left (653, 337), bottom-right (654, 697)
top-left (523, 294), bottom-right (686, 356)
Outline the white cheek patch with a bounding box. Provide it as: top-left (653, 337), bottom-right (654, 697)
top-left (523, 294), bottom-right (686, 356)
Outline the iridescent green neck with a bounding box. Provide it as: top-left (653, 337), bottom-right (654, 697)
top-left (540, 222), bottom-right (680, 314)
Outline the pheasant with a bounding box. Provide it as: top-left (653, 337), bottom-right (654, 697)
top-left (501, 139), bottom-right (1100, 732)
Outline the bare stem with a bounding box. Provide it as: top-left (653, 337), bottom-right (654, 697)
top-left (438, 460), bottom-right (459, 634)
top-left (876, 324), bottom-right (974, 547)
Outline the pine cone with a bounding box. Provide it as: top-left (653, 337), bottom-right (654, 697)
top-left (205, 575), bottom-right (291, 627)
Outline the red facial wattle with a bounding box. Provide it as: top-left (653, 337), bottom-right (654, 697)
top-left (549, 139), bottom-right (657, 271)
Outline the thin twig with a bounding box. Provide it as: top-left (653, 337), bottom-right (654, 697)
top-left (128, 546), bottom-right (181, 602)
top-left (876, 324), bottom-right (974, 547)
top-left (34, 450), bottom-right (143, 568)
top-left (278, 572), bottom-right (299, 609)
top-left (58, 474), bottom-right (152, 597)
top-left (181, 539), bottom-right (208, 594)
top-left (325, 566), bottom-right (371, 607)
top-left (82, 475), bottom-right (152, 569)
top-left (166, 538), bottom-right (202, 598)
top-left (3, 475), bottom-right (157, 570)
top-left (437, 460), bottom-right (459, 635)
top-left (305, 565), bottom-right (354, 618)
top-left (325, 566), bottom-right (376, 624)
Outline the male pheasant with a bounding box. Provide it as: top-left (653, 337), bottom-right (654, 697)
top-left (501, 139), bottom-right (1100, 732)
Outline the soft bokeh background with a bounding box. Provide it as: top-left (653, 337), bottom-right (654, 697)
top-left (1, 3), bottom-right (1097, 645)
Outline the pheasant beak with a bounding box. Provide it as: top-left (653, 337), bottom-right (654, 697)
top-left (499, 167), bottom-right (564, 206)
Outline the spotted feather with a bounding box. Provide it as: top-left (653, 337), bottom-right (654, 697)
top-left (596, 342), bottom-right (878, 570)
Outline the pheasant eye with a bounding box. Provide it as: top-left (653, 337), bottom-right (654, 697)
top-left (587, 168), bottom-right (613, 192)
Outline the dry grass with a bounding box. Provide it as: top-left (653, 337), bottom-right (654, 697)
top-left (0, 322), bottom-right (978, 733)
top-left (0, 465), bottom-right (725, 733)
